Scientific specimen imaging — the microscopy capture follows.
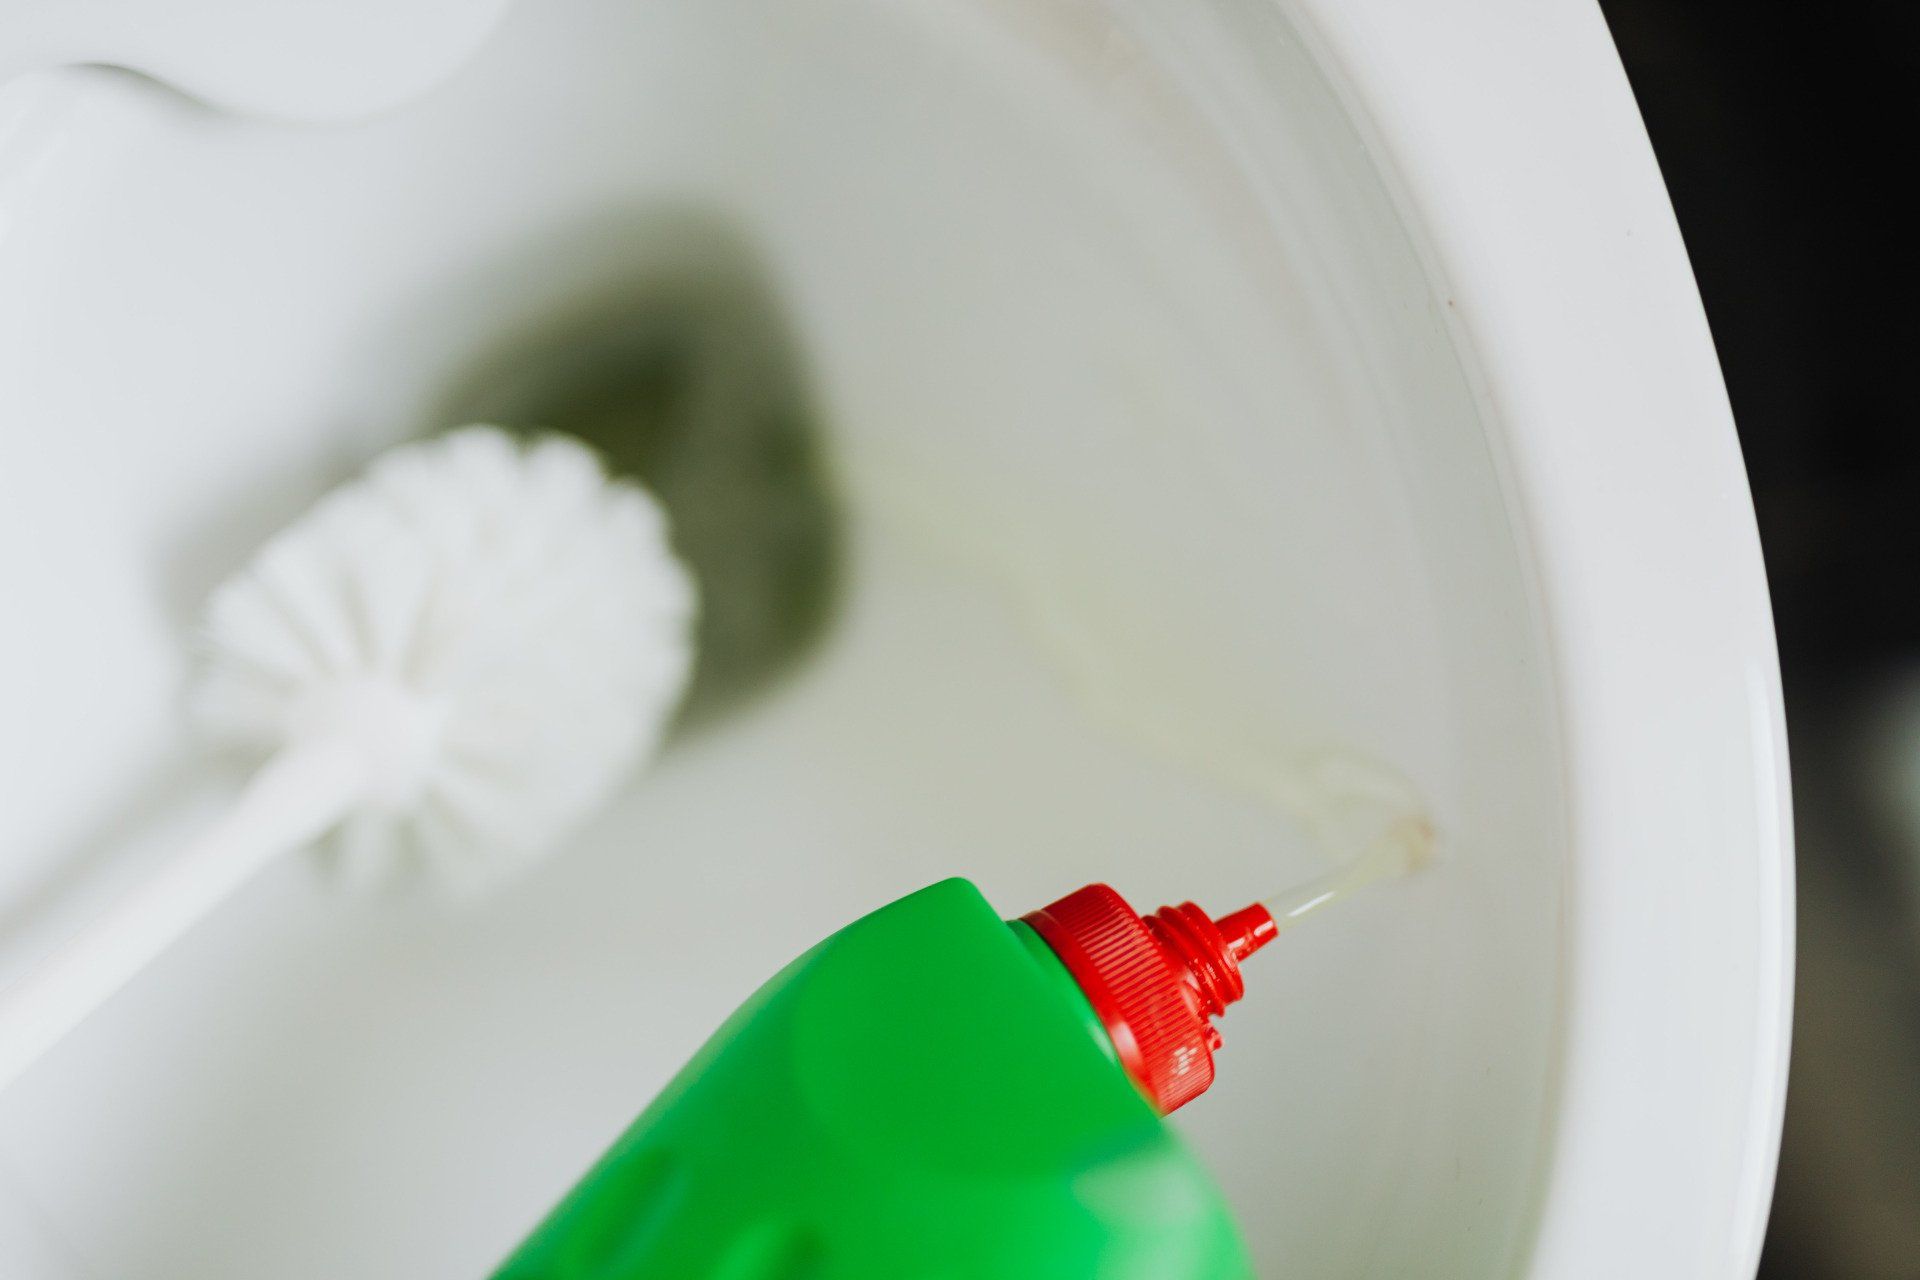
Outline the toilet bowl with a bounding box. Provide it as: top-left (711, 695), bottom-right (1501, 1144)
top-left (0, 2), bottom-right (1790, 1277)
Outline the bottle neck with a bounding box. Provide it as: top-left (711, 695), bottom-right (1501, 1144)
top-left (1017, 884), bottom-right (1275, 1114)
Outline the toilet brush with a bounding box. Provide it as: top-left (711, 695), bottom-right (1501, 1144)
top-left (0, 427), bottom-right (696, 1092)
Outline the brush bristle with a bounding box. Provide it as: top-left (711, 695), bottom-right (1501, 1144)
top-left (190, 426), bottom-right (697, 889)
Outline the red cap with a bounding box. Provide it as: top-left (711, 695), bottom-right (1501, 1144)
top-left (1022, 884), bottom-right (1277, 1113)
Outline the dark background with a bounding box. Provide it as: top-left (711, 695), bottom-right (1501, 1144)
top-left (1599, 2), bottom-right (1920, 1275)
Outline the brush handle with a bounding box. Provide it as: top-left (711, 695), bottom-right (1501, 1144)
top-left (0, 739), bottom-right (366, 1094)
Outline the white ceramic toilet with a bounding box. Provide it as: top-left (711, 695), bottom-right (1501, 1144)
top-left (0, 2), bottom-right (1790, 1277)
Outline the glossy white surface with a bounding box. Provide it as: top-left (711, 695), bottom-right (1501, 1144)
top-left (0, 0), bottom-right (512, 121)
top-left (0, 1), bottom-right (1787, 1277)
top-left (1285, 5), bottom-right (1793, 1273)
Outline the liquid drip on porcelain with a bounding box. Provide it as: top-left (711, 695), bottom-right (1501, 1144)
top-left (842, 448), bottom-right (1436, 875)
top-left (1264, 815), bottom-right (1432, 933)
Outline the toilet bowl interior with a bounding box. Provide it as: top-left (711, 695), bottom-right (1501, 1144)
top-left (0, 1), bottom-right (1563, 1275)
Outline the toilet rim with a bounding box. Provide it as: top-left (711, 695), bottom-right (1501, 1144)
top-left (1289, 0), bottom-right (1791, 1273)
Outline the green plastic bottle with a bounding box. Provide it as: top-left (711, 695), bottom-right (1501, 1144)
top-left (492, 877), bottom-right (1279, 1279)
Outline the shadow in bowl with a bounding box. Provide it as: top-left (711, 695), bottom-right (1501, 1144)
top-left (430, 210), bottom-right (843, 734)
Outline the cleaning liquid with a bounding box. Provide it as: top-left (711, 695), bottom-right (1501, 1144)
top-left (489, 877), bottom-right (1290, 1279)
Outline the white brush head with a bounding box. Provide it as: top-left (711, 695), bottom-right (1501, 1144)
top-left (189, 427), bottom-right (697, 888)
